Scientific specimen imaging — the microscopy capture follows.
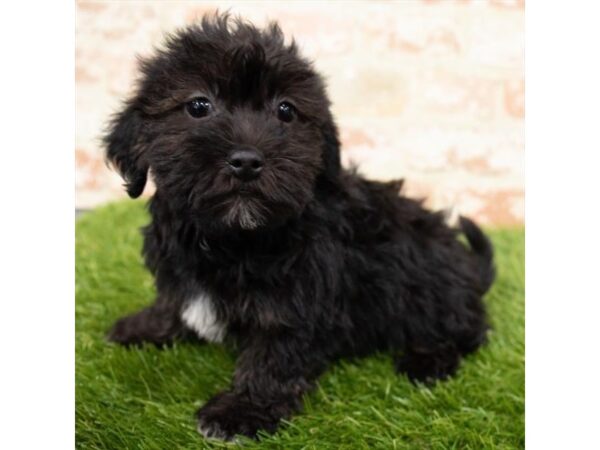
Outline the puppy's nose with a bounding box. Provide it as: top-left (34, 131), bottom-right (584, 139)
top-left (227, 148), bottom-right (264, 181)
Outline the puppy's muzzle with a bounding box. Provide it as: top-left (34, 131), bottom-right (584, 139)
top-left (227, 147), bottom-right (264, 182)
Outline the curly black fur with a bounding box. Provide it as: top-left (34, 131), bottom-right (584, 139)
top-left (104, 13), bottom-right (495, 441)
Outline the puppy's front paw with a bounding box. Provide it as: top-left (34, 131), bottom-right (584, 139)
top-left (196, 391), bottom-right (281, 441)
top-left (395, 350), bottom-right (460, 384)
top-left (107, 315), bottom-right (145, 346)
top-left (107, 305), bottom-right (183, 347)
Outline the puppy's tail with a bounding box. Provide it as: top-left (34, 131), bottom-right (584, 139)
top-left (459, 216), bottom-right (496, 294)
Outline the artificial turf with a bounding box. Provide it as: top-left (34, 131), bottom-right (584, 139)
top-left (76, 201), bottom-right (524, 449)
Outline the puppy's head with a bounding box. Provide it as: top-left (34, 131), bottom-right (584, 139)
top-left (104, 13), bottom-right (340, 231)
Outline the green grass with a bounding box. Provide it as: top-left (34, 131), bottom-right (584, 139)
top-left (76, 201), bottom-right (524, 449)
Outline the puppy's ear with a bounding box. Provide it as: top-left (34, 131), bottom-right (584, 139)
top-left (320, 117), bottom-right (342, 180)
top-left (103, 103), bottom-right (149, 198)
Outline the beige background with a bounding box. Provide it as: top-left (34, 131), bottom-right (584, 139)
top-left (76, 0), bottom-right (524, 225)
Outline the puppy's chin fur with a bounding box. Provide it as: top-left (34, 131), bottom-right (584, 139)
top-left (104, 13), bottom-right (495, 442)
top-left (223, 198), bottom-right (266, 230)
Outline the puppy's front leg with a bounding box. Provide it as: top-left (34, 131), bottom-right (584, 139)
top-left (197, 332), bottom-right (323, 440)
top-left (107, 298), bottom-right (187, 347)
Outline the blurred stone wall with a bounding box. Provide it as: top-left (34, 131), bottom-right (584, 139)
top-left (76, 0), bottom-right (524, 225)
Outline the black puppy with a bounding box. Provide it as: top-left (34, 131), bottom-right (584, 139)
top-left (104, 13), bottom-right (495, 440)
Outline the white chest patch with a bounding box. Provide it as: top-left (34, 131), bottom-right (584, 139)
top-left (181, 292), bottom-right (226, 343)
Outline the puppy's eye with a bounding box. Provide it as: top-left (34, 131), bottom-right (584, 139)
top-left (185, 97), bottom-right (212, 118)
top-left (277, 102), bottom-right (296, 123)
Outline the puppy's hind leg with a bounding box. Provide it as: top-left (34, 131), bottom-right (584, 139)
top-left (107, 297), bottom-right (189, 347)
top-left (394, 344), bottom-right (461, 384)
